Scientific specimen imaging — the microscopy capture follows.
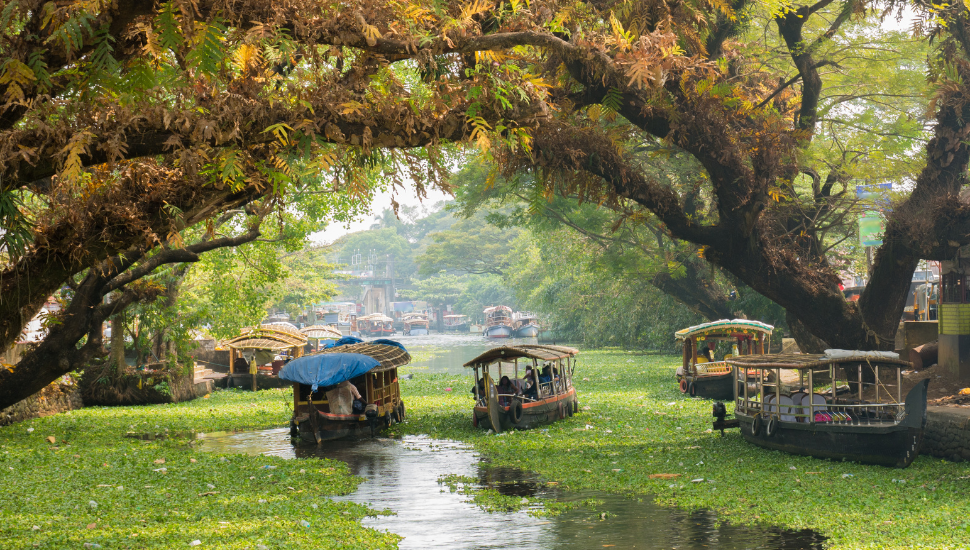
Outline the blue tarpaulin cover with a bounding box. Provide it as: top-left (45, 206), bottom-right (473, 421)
top-left (278, 353), bottom-right (379, 391)
top-left (323, 336), bottom-right (363, 349)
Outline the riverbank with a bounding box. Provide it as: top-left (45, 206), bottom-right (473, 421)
top-left (394, 350), bottom-right (970, 549)
top-left (0, 390), bottom-right (398, 550)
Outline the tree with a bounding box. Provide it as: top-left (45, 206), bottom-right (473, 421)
top-left (399, 272), bottom-right (466, 330)
top-left (0, 0), bottom-right (550, 408)
top-left (417, 209), bottom-right (522, 276)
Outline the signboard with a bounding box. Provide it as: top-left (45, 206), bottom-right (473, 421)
top-left (859, 211), bottom-right (885, 247)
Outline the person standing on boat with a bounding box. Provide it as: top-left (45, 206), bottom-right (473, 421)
top-left (326, 381), bottom-right (361, 415)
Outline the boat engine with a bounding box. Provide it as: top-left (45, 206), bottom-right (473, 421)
top-left (712, 402), bottom-right (727, 422)
top-left (365, 404), bottom-right (379, 436)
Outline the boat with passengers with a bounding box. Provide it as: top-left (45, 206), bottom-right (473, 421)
top-left (717, 351), bottom-right (929, 468)
top-left (675, 319), bottom-right (774, 400)
top-left (466, 344), bottom-right (579, 432)
top-left (280, 339), bottom-right (409, 443)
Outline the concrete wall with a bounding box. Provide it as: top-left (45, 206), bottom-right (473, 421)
top-left (0, 379), bottom-right (82, 426)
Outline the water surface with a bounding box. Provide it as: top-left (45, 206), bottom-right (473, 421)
top-left (199, 429), bottom-right (824, 550)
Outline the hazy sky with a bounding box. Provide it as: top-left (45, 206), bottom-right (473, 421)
top-left (310, 185), bottom-right (453, 245)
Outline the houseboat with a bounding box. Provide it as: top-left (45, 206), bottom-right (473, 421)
top-left (483, 306), bottom-right (514, 338)
top-left (357, 313), bottom-right (395, 336)
top-left (281, 341), bottom-right (409, 443)
top-left (675, 319), bottom-right (774, 400)
top-left (719, 351), bottom-right (929, 468)
top-left (443, 314), bottom-right (470, 333)
top-left (466, 344), bottom-right (579, 432)
top-left (300, 325), bottom-right (343, 350)
top-left (512, 312), bottom-right (540, 338)
top-left (402, 313), bottom-right (430, 336)
top-left (226, 324), bottom-right (308, 389)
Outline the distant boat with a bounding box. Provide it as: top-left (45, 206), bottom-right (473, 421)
top-left (483, 306), bottom-right (514, 338)
top-left (512, 311), bottom-right (540, 338)
top-left (402, 313), bottom-right (430, 336)
top-left (357, 313), bottom-right (395, 337)
top-left (443, 314), bottom-right (470, 333)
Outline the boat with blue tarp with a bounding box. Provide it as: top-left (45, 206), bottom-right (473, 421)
top-left (280, 340), bottom-right (409, 443)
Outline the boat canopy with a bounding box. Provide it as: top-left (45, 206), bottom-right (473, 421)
top-left (227, 324), bottom-right (308, 351)
top-left (279, 342), bottom-right (411, 390)
top-left (727, 351), bottom-right (909, 370)
top-left (444, 314), bottom-right (467, 319)
top-left (358, 313), bottom-right (393, 322)
top-left (675, 319), bottom-right (774, 340)
top-left (463, 344), bottom-right (578, 367)
top-left (300, 325), bottom-right (343, 340)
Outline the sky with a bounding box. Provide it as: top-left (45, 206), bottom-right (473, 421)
top-left (310, 185), bottom-right (453, 245)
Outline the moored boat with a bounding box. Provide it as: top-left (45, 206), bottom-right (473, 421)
top-left (281, 341), bottom-right (409, 443)
top-left (675, 319), bottom-right (774, 400)
top-left (512, 311), bottom-right (540, 338)
top-left (300, 324), bottom-right (343, 350)
top-left (443, 314), bottom-right (470, 333)
top-left (483, 306), bottom-right (514, 338)
top-left (357, 313), bottom-right (395, 336)
top-left (225, 324), bottom-right (308, 389)
top-left (466, 344), bottom-right (579, 432)
top-left (719, 352), bottom-right (929, 468)
top-left (402, 313), bottom-right (430, 336)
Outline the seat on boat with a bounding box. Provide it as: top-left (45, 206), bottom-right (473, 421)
top-left (778, 395), bottom-right (796, 422)
top-left (790, 392), bottom-right (807, 422)
top-left (764, 394), bottom-right (777, 415)
top-left (696, 356), bottom-right (709, 363)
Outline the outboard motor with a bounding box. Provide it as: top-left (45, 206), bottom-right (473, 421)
top-left (712, 402), bottom-right (727, 422)
top-left (365, 404), bottom-right (379, 437)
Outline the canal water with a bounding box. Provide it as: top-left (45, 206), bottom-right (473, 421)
top-left (199, 429), bottom-right (824, 549)
top-left (390, 333), bottom-right (547, 374)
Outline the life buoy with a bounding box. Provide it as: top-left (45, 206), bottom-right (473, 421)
top-left (509, 399), bottom-right (524, 424)
top-left (765, 416), bottom-right (778, 437)
top-left (397, 401), bottom-right (406, 421)
top-left (472, 412), bottom-right (479, 428)
top-left (679, 379), bottom-right (688, 393)
top-left (688, 382), bottom-right (697, 397)
top-left (573, 400), bottom-right (579, 415)
top-left (752, 414), bottom-right (763, 436)
top-left (566, 401), bottom-right (574, 417)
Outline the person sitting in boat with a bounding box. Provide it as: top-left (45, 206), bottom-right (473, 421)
top-left (701, 342), bottom-right (715, 362)
top-left (496, 376), bottom-right (520, 405)
top-left (326, 380), bottom-right (361, 415)
top-left (471, 377), bottom-right (486, 401)
top-left (538, 366), bottom-right (554, 396)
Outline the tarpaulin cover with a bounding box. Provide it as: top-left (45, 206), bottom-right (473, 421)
top-left (278, 353), bottom-right (379, 391)
top-left (325, 336), bottom-right (363, 348)
top-left (370, 339), bottom-right (407, 353)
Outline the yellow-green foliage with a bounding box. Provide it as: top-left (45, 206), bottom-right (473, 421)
top-left (0, 389), bottom-right (398, 550)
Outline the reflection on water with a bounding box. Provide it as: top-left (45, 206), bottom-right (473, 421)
top-left (384, 333), bottom-right (548, 374)
top-left (199, 429), bottom-right (824, 550)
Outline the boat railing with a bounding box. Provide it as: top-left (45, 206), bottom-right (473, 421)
top-left (695, 362), bottom-right (731, 375)
top-left (737, 395), bottom-right (905, 426)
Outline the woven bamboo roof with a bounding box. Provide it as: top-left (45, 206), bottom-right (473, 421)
top-left (227, 324), bottom-right (307, 350)
top-left (300, 325), bottom-right (343, 340)
top-left (309, 342), bottom-right (411, 372)
top-left (464, 344), bottom-right (579, 367)
top-left (675, 319), bottom-right (774, 340)
top-left (358, 313), bottom-right (393, 322)
top-left (727, 352), bottom-right (911, 370)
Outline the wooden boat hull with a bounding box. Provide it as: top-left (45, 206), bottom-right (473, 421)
top-left (735, 379), bottom-right (929, 468)
top-left (484, 325), bottom-right (514, 338)
top-left (473, 388), bottom-right (578, 431)
top-left (292, 408), bottom-right (395, 443)
top-left (679, 372), bottom-right (734, 400)
top-left (513, 324), bottom-right (539, 338)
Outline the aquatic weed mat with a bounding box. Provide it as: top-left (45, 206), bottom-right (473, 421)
top-left (0, 388), bottom-right (399, 549)
top-left (393, 349), bottom-right (970, 549)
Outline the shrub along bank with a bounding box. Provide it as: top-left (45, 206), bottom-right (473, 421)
top-left (0, 389), bottom-right (398, 550)
top-left (393, 350), bottom-right (970, 550)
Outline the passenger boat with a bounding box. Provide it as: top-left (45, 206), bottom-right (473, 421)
top-left (483, 306), bottom-right (514, 338)
top-left (402, 313), bottom-right (430, 336)
top-left (226, 324), bottom-right (308, 389)
top-left (512, 311), bottom-right (540, 338)
top-left (719, 352), bottom-right (929, 468)
top-left (443, 314), bottom-right (470, 333)
top-left (466, 344), bottom-right (579, 432)
top-left (300, 325), bottom-right (343, 350)
top-left (357, 313), bottom-right (395, 336)
top-left (281, 341), bottom-right (409, 443)
top-left (675, 319), bottom-right (774, 400)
